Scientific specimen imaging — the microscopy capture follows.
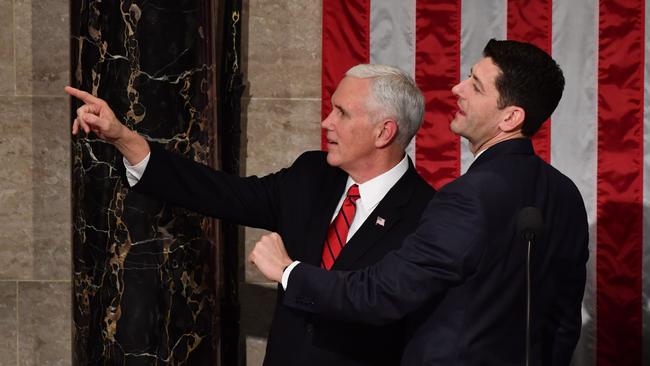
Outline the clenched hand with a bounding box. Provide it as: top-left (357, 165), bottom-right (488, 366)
top-left (249, 232), bottom-right (294, 283)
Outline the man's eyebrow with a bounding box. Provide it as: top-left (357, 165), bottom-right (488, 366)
top-left (470, 67), bottom-right (485, 92)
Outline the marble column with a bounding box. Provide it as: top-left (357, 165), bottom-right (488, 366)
top-left (70, 1), bottom-right (219, 364)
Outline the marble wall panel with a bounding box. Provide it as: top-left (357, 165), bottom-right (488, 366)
top-left (0, 96), bottom-right (70, 281)
top-left (32, 97), bottom-right (70, 280)
top-left (245, 337), bottom-right (267, 366)
top-left (70, 1), bottom-right (218, 364)
top-left (0, 97), bottom-right (34, 280)
top-left (18, 281), bottom-right (71, 366)
top-left (243, 98), bottom-right (321, 176)
top-left (242, 0), bottom-right (322, 99)
top-left (240, 0), bottom-right (322, 361)
top-left (0, 0), bottom-right (14, 95)
top-left (0, 282), bottom-right (17, 366)
top-left (0, 0), bottom-right (72, 363)
top-left (15, 0), bottom-right (69, 96)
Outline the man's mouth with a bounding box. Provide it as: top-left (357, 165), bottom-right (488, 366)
top-left (454, 104), bottom-right (465, 117)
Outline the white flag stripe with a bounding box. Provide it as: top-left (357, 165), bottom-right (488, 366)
top-left (643, 1), bottom-right (650, 364)
top-left (551, 1), bottom-right (598, 365)
top-left (551, 0), bottom-right (598, 224)
top-left (370, 0), bottom-right (417, 161)
top-left (460, 0), bottom-right (507, 174)
top-left (369, 0), bottom-right (415, 75)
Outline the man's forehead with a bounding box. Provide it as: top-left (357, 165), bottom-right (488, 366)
top-left (333, 76), bottom-right (370, 98)
top-left (338, 75), bottom-right (370, 88)
top-left (472, 57), bottom-right (498, 73)
top-left (471, 57), bottom-right (501, 86)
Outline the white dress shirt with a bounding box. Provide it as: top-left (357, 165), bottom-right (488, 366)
top-left (327, 156), bottom-right (409, 242)
top-left (124, 153), bottom-right (151, 187)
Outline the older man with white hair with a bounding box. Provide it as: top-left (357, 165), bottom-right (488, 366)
top-left (66, 64), bottom-right (435, 366)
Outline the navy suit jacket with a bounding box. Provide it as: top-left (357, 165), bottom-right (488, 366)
top-left (285, 139), bottom-right (589, 365)
top-left (130, 144), bottom-right (436, 366)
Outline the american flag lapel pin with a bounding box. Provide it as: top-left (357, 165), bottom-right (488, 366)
top-left (375, 216), bottom-right (385, 227)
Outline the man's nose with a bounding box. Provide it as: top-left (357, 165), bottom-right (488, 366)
top-left (321, 111), bottom-right (334, 129)
top-left (451, 79), bottom-right (465, 97)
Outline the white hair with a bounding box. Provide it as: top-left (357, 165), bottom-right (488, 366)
top-left (346, 64), bottom-right (424, 148)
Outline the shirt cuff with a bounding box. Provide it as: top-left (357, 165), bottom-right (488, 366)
top-left (281, 261), bottom-right (301, 290)
top-left (123, 152), bottom-right (151, 187)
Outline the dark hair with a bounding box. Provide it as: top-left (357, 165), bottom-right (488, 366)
top-left (482, 39), bottom-right (564, 137)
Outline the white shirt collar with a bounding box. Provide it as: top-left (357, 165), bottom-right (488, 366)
top-left (473, 148), bottom-right (487, 162)
top-left (345, 154), bottom-right (409, 212)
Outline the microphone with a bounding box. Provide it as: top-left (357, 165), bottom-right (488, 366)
top-left (516, 207), bottom-right (543, 366)
top-left (517, 206), bottom-right (544, 242)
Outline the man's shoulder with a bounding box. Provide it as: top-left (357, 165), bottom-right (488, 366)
top-left (447, 165), bottom-right (503, 190)
top-left (448, 153), bottom-right (584, 207)
top-left (435, 161), bottom-right (515, 210)
top-left (541, 160), bottom-right (585, 205)
top-left (288, 150), bottom-right (335, 173)
top-left (287, 150), bottom-right (328, 167)
top-left (404, 165), bottom-right (436, 198)
top-left (295, 150), bottom-right (328, 164)
top-left (376, 163), bottom-right (435, 216)
top-left (276, 151), bottom-right (346, 190)
top-left (396, 156), bottom-right (436, 191)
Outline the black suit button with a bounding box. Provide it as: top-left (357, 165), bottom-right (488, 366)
top-left (306, 323), bottom-right (313, 334)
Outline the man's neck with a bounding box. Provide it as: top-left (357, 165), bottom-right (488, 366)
top-left (348, 151), bottom-right (406, 184)
top-left (471, 131), bottom-right (525, 156)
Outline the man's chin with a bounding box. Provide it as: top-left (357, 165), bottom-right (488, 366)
top-left (449, 121), bottom-right (460, 135)
top-left (325, 152), bottom-right (340, 167)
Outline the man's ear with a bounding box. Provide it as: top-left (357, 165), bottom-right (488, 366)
top-left (375, 119), bottom-right (398, 148)
top-left (499, 106), bottom-right (525, 132)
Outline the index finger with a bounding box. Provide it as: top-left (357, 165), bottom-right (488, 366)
top-left (64, 86), bottom-right (103, 105)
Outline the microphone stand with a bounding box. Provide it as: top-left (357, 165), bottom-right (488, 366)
top-left (525, 236), bottom-right (532, 366)
top-left (517, 206), bottom-right (542, 366)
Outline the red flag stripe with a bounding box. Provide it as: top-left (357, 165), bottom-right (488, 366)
top-left (596, 0), bottom-right (645, 364)
top-left (506, 0), bottom-right (553, 163)
top-left (321, 0), bottom-right (370, 150)
top-left (414, 1), bottom-right (462, 189)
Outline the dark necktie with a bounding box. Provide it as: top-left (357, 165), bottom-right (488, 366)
top-left (321, 184), bottom-right (360, 270)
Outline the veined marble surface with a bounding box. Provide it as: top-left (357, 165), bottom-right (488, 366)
top-left (70, 1), bottom-right (218, 364)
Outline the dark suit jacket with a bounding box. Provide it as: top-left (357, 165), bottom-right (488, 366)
top-left (285, 139), bottom-right (589, 366)
top-left (130, 144), bottom-right (436, 366)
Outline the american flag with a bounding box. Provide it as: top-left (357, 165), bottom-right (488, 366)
top-left (320, 1), bottom-right (649, 365)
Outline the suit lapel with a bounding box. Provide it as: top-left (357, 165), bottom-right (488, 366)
top-left (301, 169), bottom-right (348, 266)
top-left (331, 164), bottom-right (418, 270)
